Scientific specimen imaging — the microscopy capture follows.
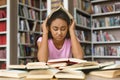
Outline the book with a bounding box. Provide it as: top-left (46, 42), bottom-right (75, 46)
top-left (101, 63), bottom-right (120, 70)
top-left (47, 58), bottom-right (87, 64)
top-left (90, 67), bottom-right (120, 78)
top-left (54, 69), bottom-right (85, 80)
top-left (8, 62), bottom-right (49, 70)
top-left (47, 58), bottom-right (87, 69)
top-left (26, 68), bottom-right (85, 80)
top-left (48, 5), bottom-right (73, 20)
top-left (0, 69), bottom-right (28, 78)
top-left (63, 61), bottom-right (115, 74)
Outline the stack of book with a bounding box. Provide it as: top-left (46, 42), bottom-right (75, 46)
top-left (0, 58), bottom-right (120, 79)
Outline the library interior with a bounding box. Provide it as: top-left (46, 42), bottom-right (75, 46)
top-left (0, 0), bottom-right (120, 80)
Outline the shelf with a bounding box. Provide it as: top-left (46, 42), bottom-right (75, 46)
top-left (0, 5), bottom-right (7, 8)
top-left (76, 24), bottom-right (91, 30)
top-left (92, 26), bottom-right (120, 30)
top-left (18, 56), bottom-right (36, 59)
top-left (0, 31), bottom-right (7, 34)
top-left (75, 8), bottom-right (91, 16)
top-left (0, 59), bottom-right (6, 61)
top-left (19, 2), bottom-right (41, 11)
top-left (84, 56), bottom-right (92, 58)
top-left (92, 11), bottom-right (120, 17)
top-left (0, 18), bottom-right (7, 21)
top-left (93, 56), bottom-right (120, 58)
top-left (91, 0), bottom-right (108, 3)
top-left (92, 41), bottom-right (120, 44)
top-left (79, 41), bottom-right (92, 44)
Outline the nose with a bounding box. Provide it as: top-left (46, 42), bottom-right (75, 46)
top-left (57, 30), bottom-right (62, 34)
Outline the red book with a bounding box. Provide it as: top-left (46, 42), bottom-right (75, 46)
top-left (0, 21), bottom-right (6, 31)
top-left (0, 10), bottom-right (6, 18)
top-left (0, 63), bottom-right (6, 69)
top-left (0, 35), bottom-right (6, 45)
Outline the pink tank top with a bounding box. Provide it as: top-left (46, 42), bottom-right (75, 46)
top-left (37, 37), bottom-right (72, 60)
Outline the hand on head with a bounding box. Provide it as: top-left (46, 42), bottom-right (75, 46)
top-left (41, 17), bottom-right (49, 34)
top-left (69, 19), bottom-right (75, 31)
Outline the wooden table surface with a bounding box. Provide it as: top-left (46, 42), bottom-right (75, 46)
top-left (0, 75), bottom-right (120, 80)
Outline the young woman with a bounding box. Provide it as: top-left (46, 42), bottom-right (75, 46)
top-left (37, 7), bottom-right (84, 62)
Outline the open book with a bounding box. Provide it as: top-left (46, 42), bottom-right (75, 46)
top-left (26, 68), bottom-right (85, 80)
top-left (48, 5), bottom-right (73, 20)
top-left (8, 62), bottom-right (49, 70)
top-left (9, 58), bottom-right (86, 70)
top-left (63, 61), bottom-right (115, 73)
top-left (89, 63), bottom-right (120, 78)
top-left (47, 58), bottom-right (87, 69)
top-left (0, 69), bottom-right (28, 78)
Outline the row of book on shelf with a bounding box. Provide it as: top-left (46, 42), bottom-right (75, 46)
top-left (93, 46), bottom-right (120, 56)
top-left (0, 58), bottom-right (120, 79)
top-left (19, 45), bottom-right (36, 58)
top-left (92, 2), bottom-right (120, 14)
top-left (75, 30), bottom-right (91, 42)
top-left (0, 35), bottom-right (6, 45)
top-left (18, 32), bottom-right (36, 44)
top-left (76, 12), bottom-right (91, 27)
top-left (19, 19), bottom-right (41, 32)
top-left (73, 0), bottom-right (92, 14)
top-left (0, 49), bottom-right (6, 59)
top-left (0, 0), bottom-right (6, 6)
top-left (92, 16), bottom-right (120, 28)
top-left (19, 0), bottom-right (47, 9)
top-left (0, 9), bottom-right (6, 18)
top-left (0, 62), bottom-right (6, 69)
top-left (19, 5), bottom-right (40, 20)
top-left (0, 21), bottom-right (6, 32)
top-left (92, 30), bottom-right (116, 42)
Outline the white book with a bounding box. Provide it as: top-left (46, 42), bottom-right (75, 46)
top-left (0, 69), bottom-right (28, 78)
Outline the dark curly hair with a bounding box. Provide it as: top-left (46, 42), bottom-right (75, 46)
top-left (46, 9), bottom-right (72, 39)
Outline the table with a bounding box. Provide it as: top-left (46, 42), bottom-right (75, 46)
top-left (0, 75), bottom-right (120, 80)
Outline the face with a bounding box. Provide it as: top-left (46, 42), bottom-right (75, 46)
top-left (50, 18), bottom-right (68, 42)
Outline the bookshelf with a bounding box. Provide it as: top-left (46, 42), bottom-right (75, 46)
top-left (71, 0), bottom-right (92, 60)
top-left (0, 0), bottom-right (18, 69)
top-left (91, 0), bottom-right (120, 62)
top-left (17, 0), bottom-right (48, 64)
top-left (0, 2), bottom-right (7, 68)
top-left (74, 8), bottom-right (92, 60)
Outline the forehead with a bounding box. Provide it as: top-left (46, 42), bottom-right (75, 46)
top-left (51, 18), bottom-right (68, 27)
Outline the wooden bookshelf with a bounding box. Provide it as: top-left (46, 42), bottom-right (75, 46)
top-left (17, 0), bottom-right (48, 64)
top-left (91, 0), bottom-right (120, 62)
top-left (0, 0), bottom-right (18, 69)
top-left (73, 7), bottom-right (92, 60)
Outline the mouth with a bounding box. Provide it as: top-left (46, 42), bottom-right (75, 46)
top-left (56, 36), bottom-right (64, 39)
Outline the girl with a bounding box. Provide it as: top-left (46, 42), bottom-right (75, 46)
top-left (37, 6), bottom-right (83, 62)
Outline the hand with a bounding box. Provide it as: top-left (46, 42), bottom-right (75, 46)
top-left (41, 17), bottom-right (48, 34)
top-left (69, 19), bottom-right (75, 32)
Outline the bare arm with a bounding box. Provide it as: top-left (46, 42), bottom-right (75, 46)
top-left (37, 18), bottom-right (49, 62)
top-left (69, 20), bottom-right (84, 59)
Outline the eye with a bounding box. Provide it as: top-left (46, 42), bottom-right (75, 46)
top-left (61, 27), bottom-right (66, 31)
top-left (53, 27), bottom-right (58, 31)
